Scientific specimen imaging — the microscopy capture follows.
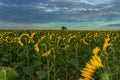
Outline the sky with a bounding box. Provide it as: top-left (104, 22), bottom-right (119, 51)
top-left (0, 0), bottom-right (120, 30)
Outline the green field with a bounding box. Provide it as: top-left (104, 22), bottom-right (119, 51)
top-left (0, 30), bottom-right (120, 80)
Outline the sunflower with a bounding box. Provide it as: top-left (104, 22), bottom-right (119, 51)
top-left (82, 33), bottom-right (90, 45)
top-left (79, 47), bottom-right (103, 80)
top-left (34, 43), bottom-right (40, 52)
top-left (49, 34), bottom-right (55, 43)
top-left (68, 35), bottom-right (77, 43)
top-left (42, 49), bottom-right (51, 57)
top-left (30, 32), bottom-right (37, 43)
top-left (92, 47), bottom-right (100, 55)
top-left (5, 32), bottom-right (16, 43)
top-left (41, 36), bottom-right (46, 41)
top-left (18, 33), bottom-right (30, 46)
top-left (0, 34), bottom-right (3, 42)
top-left (103, 34), bottom-right (111, 55)
top-left (34, 38), bottom-right (41, 52)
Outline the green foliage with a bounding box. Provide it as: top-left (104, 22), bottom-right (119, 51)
top-left (100, 71), bottom-right (109, 80)
top-left (0, 30), bottom-right (120, 80)
top-left (36, 71), bottom-right (46, 79)
top-left (0, 66), bottom-right (18, 80)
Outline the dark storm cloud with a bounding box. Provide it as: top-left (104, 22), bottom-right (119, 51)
top-left (112, 0), bottom-right (120, 6)
top-left (0, 6), bottom-right (48, 23)
top-left (0, 0), bottom-right (120, 23)
top-left (0, 0), bottom-right (94, 23)
top-left (93, 2), bottom-right (120, 21)
top-left (0, 5), bottom-right (83, 23)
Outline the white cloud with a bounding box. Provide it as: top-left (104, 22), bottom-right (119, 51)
top-left (86, 0), bottom-right (112, 5)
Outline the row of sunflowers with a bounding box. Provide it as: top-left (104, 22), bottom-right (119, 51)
top-left (0, 30), bottom-right (120, 80)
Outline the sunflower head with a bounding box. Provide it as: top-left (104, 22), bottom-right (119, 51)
top-left (92, 47), bottom-right (100, 55)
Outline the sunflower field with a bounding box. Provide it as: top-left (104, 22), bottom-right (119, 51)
top-left (0, 30), bottom-right (120, 80)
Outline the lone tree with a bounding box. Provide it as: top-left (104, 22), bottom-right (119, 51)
top-left (61, 26), bottom-right (67, 30)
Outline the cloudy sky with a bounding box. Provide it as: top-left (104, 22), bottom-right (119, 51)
top-left (0, 0), bottom-right (120, 30)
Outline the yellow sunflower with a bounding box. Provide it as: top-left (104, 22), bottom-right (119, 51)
top-left (79, 47), bottom-right (103, 80)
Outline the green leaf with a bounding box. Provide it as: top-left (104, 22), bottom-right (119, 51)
top-left (23, 65), bottom-right (34, 77)
top-left (0, 66), bottom-right (18, 80)
top-left (5, 67), bottom-right (18, 80)
top-left (36, 71), bottom-right (46, 79)
top-left (56, 79), bottom-right (61, 80)
top-left (100, 71), bottom-right (109, 80)
top-left (67, 58), bottom-right (79, 68)
top-left (18, 50), bottom-right (26, 58)
top-left (0, 67), bottom-right (7, 80)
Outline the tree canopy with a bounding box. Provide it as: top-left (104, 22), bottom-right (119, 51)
top-left (61, 26), bottom-right (67, 30)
